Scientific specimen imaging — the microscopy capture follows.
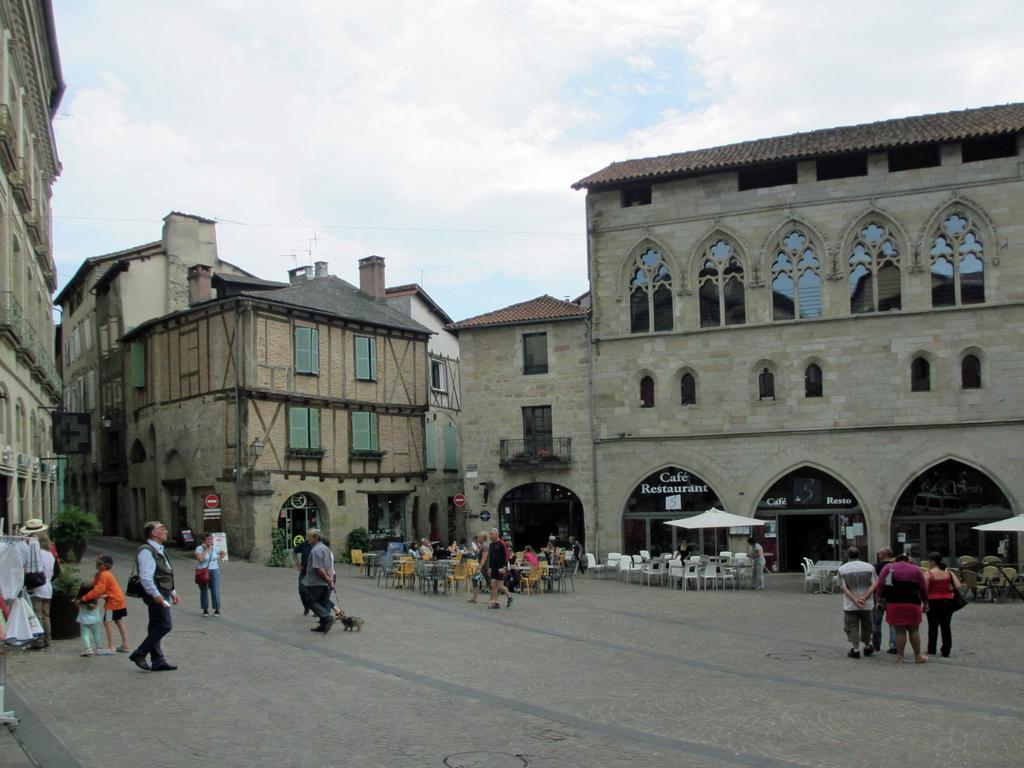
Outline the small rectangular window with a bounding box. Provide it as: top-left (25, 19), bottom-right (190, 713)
top-left (888, 144), bottom-right (940, 172)
top-left (351, 411), bottom-right (379, 452)
top-left (354, 336), bottom-right (377, 381)
top-left (337, 490), bottom-right (346, 507)
top-left (288, 407), bottom-right (320, 449)
top-left (620, 185), bottom-right (652, 207)
top-left (523, 332), bottom-right (548, 375)
top-left (737, 161), bottom-right (797, 191)
top-left (430, 359), bottom-right (446, 392)
top-left (294, 327), bottom-right (320, 374)
top-left (816, 153), bottom-right (868, 181)
top-left (961, 134), bottom-right (1017, 163)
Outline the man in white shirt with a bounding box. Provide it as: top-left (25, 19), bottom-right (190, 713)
top-left (129, 521), bottom-right (179, 671)
top-left (837, 546), bottom-right (878, 659)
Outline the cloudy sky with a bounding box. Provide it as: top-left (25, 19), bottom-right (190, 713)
top-left (50, 0), bottom-right (1024, 321)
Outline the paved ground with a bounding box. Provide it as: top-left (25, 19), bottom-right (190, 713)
top-left (3, 537), bottom-right (1023, 768)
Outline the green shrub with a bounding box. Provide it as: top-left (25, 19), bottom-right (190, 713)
top-left (51, 563), bottom-right (83, 597)
top-left (346, 526), bottom-right (371, 556)
top-left (268, 527), bottom-right (290, 567)
top-left (51, 506), bottom-right (102, 561)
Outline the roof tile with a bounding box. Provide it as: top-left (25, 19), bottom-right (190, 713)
top-left (449, 294), bottom-right (588, 329)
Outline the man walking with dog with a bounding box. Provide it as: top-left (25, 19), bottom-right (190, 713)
top-left (302, 529), bottom-right (335, 633)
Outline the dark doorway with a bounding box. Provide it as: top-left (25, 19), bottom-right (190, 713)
top-left (499, 483), bottom-right (583, 551)
top-left (104, 485), bottom-right (121, 537)
top-left (779, 514), bottom-right (834, 571)
top-left (277, 492), bottom-right (322, 549)
top-left (522, 406), bottom-right (552, 454)
top-left (165, 481), bottom-right (187, 539)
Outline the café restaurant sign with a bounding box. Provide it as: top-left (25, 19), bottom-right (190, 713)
top-left (639, 469), bottom-right (710, 496)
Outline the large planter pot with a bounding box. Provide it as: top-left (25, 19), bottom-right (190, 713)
top-left (50, 592), bottom-right (81, 640)
top-left (73, 540), bottom-right (88, 561)
top-left (54, 540), bottom-right (88, 563)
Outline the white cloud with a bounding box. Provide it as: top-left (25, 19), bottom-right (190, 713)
top-left (50, 1), bottom-right (1024, 320)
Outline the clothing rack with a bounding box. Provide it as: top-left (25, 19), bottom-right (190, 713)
top-left (0, 533), bottom-right (32, 727)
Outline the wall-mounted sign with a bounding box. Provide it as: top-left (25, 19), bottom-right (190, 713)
top-left (627, 467), bottom-right (720, 516)
top-left (453, 494), bottom-right (466, 507)
top-left (638, 470), bottom-right (710, 496)
top-left (479, 510), bottom-right (491, 522)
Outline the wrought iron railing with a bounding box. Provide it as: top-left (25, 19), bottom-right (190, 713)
top-left (499, 436), bottom-right (572, 468)
top-left (0, 290), bottom-right (60, 390)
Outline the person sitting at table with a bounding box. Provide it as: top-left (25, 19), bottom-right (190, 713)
top-left (542, 535), bottom-right (559, 563)
top-left (523, 546), bottom-right (540, 568)
top-left (418, 538), bottom-right (433, 559)
top-left (448, 539), bottom-right (460, 558)
top-left (677, 540), bottom-right (692, 560)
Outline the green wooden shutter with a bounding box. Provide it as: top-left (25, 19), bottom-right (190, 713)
top-left (443, 424), bottom-right (457, 470)
top-left (424, 422), bottom-right (436, 470)
top-left (309, 329), bottom-right (319, 374)
top-left (355, 337), bottom-right (369, 380)
top-left (368, 337), bottom-right (376, 380)
top-left (308, 408), bottom-right (320, 448)
top-left (369, 413), bottom-right (379, 451)
top-left (289, 407), bottom-right (309, 448)
top-left (294, 328), bottom-right (311, 373)
top-left (351, 412), bottom-right (370, 451)
top-left (130, 342), bottom-right (146, 388)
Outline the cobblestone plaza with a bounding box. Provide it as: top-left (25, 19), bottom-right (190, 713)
top-left (5, 538), bottom-right (1023, 767)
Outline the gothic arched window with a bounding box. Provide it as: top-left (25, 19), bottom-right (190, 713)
top-left (961, 354), bottom-right (982, 389)
top-left (911, 357), bottom-right (931, 392)
top-left (771, 230), bottom-right (821, 320)
top-left (849, 222), bottom-right (901, 314)
top-left (698, 239), bottom-right (746, 328)
top-left (640, 376), bottom-right (655, 408)
top-left (680, 373), bottom-right (696, 406)
top-left (930, 211), bottom-right (986, 307)
top-left (629, 248), bottom-right (673, 333)
top-left (758, 367), bottom-right (775, 400)
top-left (804, 364), bottom-right (823, 398)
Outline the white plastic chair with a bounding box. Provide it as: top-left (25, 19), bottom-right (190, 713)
top-left (617, 555), bottom-right (634, 581)
top-left (701, 563), bottom-right (722, 590)
top-left (682, 561), bottom-right (702, 591)
top-left (641, 559), bottom-right (666, 587)
top-left (801, 562), bottom-right (821, 593)
top-left (667, 560), bottom-right (684, 589)
top-left (606, 553), bottom-right (622, 570)
top-left (733, 553), bottom-right (749, 587)
top-left (639, 549), bottom-right (652, 562)
top-left (584, 553), bottom-right (605, 579)
top-left (720, 551), bottom-right (733, 559)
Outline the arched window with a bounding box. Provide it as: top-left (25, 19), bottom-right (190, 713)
top-left (771, 230), bottom-right (821, 320)
top-left (930, 211), bottom-right (986, 307)
top-left (961, 354), bottom-right (981, 389)
top-left (911, 357), bottom-right (930, 392)
top-left (640, 376), bottom-right (655, 408)
top-left (698, 239), bottom-right (745, 327)
top-left (804, 364), bottom-right (823, 398)
top-left (849, 221), bottom-right (901, 314)
top-left (629, 248), bottom-right (673, 333)
top-left (14, 401), bottom-right (24, 446)
top-left (758, 367), bottom-right (775, 400)
top-left (680, 373), bottom-right (696, 406)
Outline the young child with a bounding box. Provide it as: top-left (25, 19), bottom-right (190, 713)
top-left (79, 553), bottom-right (129, 653)
top-left (75, 583), bottom-right (105, 657)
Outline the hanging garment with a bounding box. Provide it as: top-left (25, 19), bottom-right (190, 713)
top-left (0, 542), bottom-right (25, 602)
top-left (3, 595), bottom-right (42, 646)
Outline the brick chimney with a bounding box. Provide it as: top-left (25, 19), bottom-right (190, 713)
top-left (187, 264), bottom-right (213, 305)
top-left (288, 265), bottom-right (313, 284)
top-left (314, 260), bottom-right (329, 278)
top-left (358, 255), bottom-right (386, 300)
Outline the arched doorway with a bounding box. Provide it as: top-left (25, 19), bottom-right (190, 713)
top-left (623, 467), bottom-right (722, 556)
top-left (755, 467), bottom-right (865, 571)
top-left (892, 460), bottom-right (1015, 562)
top-left (277, 492), bottom-right (325, 549)
top-left (163, 450), bottom-right (188, 538)
top-left (499, 483), bottom-right (583, 550)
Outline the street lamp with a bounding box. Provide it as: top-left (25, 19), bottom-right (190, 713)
top-left (249, 436), bottom-right (264, 461)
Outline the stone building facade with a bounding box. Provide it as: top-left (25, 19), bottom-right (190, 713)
top-left (120, 256), bottom-right (432, 560)
top-left (451, 296), bottom-right (593, 550)
top-left (54, 213), bottom-right (261, 533)
top-left (0, 0), bottom-right (62, 533)
top-left (573, 104), bottom-right (1024, 567)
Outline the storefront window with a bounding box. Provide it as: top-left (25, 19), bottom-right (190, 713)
top-left (622, 467), bottom-right (722, 556)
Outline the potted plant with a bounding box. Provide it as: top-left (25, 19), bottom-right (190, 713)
top-left (49, 564), bottom-right (83, 640)
top-left (51, 505), bottom-right (102, 562)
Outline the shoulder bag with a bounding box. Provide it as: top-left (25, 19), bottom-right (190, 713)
top-left (23, 541), bottom-right (46, 590)
top-left (195, 549), bottom-right (213, 586)
top-left (125, 547), bottom-right (147, 599)
top-left (950, 573), bottom-right (968, 612)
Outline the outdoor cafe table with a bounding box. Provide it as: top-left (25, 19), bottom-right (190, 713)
top-left (361, 552), bottom-right (381, 579)
top-left (810, 561), bottom-right (842, 594)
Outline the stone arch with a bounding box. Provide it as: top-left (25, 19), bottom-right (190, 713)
top-left (749, 457), bottom-right (870, 518)
top-left (620, 237), bottom-right (681, 334)
top-left (614, 459), bottom-right (735, 523)
top-left (275, 489), bottom-right (330, 548)
top-left (163, 449), bottom-right (186, 479)
top-left (759, 216), bottom-right (830, 277)
top-left (957, 345), bottom-right (985, 390)
top-left (498, 482), bottom-right (584, 549)
top-left (688, 224), bottom-right (753, 287)
top-left (129, 439), bottom-right (147, 464)
top-left (885, 451), bottom-right (1018, 522)
top-left (618, 236), bottom-right (683, 296)
top-left (838, 205), bottom-right (913, 266)
top-left (673, 365), bottom-right (698, 406)
top-left (919, 195), bottom-right (996, 305)
top-left (918, 194), bottom-right (998, 264)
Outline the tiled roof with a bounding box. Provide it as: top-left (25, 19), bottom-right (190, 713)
top-left (449, 294), bottom-right (589, 330)
top-left (243, 276), bottom-right (432, 335)
top-left (572, 102), bottom-right (1024, 189)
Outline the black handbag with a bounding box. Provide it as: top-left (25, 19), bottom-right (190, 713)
top-left (125, 553), bottom-right (146, 599)
top-left (23, 542), bottom-right (46, 590)
top-left (950, 579), bottom-right (968, 612)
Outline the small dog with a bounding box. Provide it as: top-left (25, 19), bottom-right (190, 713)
top-left (336, 610), bottom-right (364, 632)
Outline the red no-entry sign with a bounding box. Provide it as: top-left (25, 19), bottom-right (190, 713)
top-left (453, 494), bottom-right (465, 507)
top-left (204, 494), bottom-right (221, 510)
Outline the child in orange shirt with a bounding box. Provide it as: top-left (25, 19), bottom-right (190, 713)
top-left (80, 554), bottom-right (129, 653)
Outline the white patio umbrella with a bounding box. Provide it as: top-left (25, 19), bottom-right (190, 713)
top-left (972, 515), bottom-right (1024, 532)
top-left (664, 508), bottom-right (766, 554)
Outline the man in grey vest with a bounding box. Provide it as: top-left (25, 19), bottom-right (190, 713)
top-left (302, 529), bottom-right (335, 633)
top-left (129, 521), bottom-right (179, 671)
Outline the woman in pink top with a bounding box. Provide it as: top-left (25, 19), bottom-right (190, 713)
top-left (523, 546), bottom-right (540, 568)
top-left (877, 553), bottom-right (929, 663)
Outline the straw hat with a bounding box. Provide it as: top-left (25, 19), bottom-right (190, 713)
top-left (19, 518), bottom-right (48, 535)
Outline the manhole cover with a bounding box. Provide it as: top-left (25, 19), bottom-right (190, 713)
top-left (443, 752), bottom-right (529, 768)
top-left (766, 652), bottom-right (813, 661)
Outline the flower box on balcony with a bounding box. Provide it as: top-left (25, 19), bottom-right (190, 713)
top-left (287, 447), bottom-right (325, 458)
top-left (350, 449), bottom-right (386, 460)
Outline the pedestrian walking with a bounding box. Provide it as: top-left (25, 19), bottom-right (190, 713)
top-left (195, 533), bottom-right (226, 616)
top-left (291, 536), bottom-right (313, 615)
top-left (467, 534), bottom-right (487, 604)
top-left (837, 547), bottom-right (876, 658)
top-left (872, 546), bottom-right (897, 654)
top-left (569, 536), bottom-right (584, 574)
top-left (80, 554), bottom-right (130, 653)
top-left (76, 583), bottom-right (105, 656)
top-left (302, 529), bottom-right (336, 633)
top-left (129, 521), bottom-right (179, 672)
top-left (21, 525), bottom-right (55, 650)
top-left (924, 552), bottom-right (961, 657)
top-left (481, 529), bottom-right (512, 609)
top-left (877, 552), bottom-right (928, 664)
top-left (747, 536), bottom-right (766, 590)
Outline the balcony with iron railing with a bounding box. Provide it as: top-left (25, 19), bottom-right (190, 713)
top-left (0, 291), bottom-right (60, 392)
top-left (0, 104), bottom-right (17, 173)
top-left (499, 436), bottom-right (572, 469)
